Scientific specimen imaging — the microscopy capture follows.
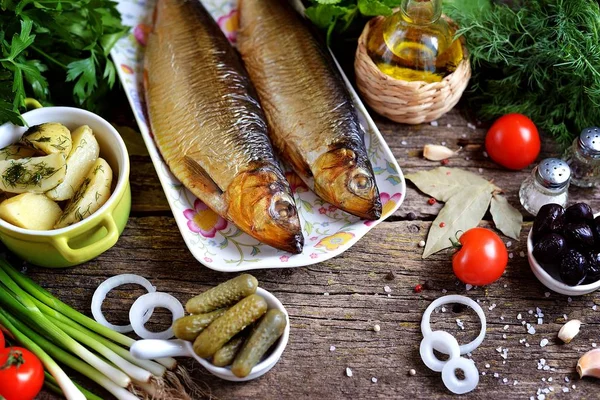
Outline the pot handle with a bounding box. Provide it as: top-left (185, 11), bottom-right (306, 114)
top-left (131, 339), bottom-right (192, 359)
top-left (51, 214), bottom-right (119, 263)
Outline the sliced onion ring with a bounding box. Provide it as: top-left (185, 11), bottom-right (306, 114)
top-left (92, 274), bottom-right (156, 333)
top-left (129, 292), bottom-right (184, 340)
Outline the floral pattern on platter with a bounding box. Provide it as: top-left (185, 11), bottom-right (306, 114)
top-left (110, 0), bottom-right (406, 272)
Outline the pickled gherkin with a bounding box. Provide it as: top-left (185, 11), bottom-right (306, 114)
top-left (173, 309), bottom-right (226, 341)
top-left (193, 294), bottom-right (267, 358)
top-left (212, 335), bottom-right (246, 367)
top-left (186, 274), bottom-right (258, 314)
top-left (231, 309), bottom-right (287, 378)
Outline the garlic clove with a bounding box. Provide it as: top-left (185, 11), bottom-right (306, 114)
top-left (423, 144), bottom-right (459, 161)
top-left (558, 319), bottom-right (582, 344)
top-left (577, 348), bottom-right (600, 379)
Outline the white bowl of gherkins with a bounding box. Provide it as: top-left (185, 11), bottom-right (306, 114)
top-left (131, 275), bottom-right (289, 382)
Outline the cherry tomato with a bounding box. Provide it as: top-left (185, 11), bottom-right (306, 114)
top-left (0, 347), bottom-right (44, 400)
top-left (485, 113), bottom-right (540, 170)
top-left (452, 228), bottom-right (508, 286)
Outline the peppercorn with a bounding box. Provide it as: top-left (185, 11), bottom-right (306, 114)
top-left (414, 284), bottom-right (423, 293)
top-left (428, 197), bottom-right (436, 205)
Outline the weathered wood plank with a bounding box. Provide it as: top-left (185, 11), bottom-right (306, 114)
top-left (30, 216), bottom-right (600, 399)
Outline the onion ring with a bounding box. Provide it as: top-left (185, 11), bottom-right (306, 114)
top-left (129, 292), bottom-right (184, 340)
top-left (92, 274), bottom-right (156, 333)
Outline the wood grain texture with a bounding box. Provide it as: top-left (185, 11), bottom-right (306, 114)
top-left (26, 88), bottom-right (600, 399)
top-left (31, 215), bottom-right (600, 399)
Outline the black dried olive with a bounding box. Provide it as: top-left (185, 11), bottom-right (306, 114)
top-left (593, 216), bottom-right (600, 246)
top-left (564, 203), bottom-right (594, 223)
top-left (532, 204), bottom-right (565, 242)
top-left (584, 252), bottom-right (600, 284)
top-left (562, 223), bottom-right (595, 249)
top-left (560, 249), bottom-right (588, 286)
top-left (532, 233), bottom-right (566, 264)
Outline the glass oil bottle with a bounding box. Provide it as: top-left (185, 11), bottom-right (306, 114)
top-left (366, 0), bottom-right (463, 83)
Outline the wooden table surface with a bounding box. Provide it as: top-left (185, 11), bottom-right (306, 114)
top-left (30, 98), bottom-right (600, 399)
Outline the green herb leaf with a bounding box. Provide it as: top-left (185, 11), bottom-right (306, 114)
top-left (305, 4), bottom-right (349, 29)
top-left (358, 0), bottom-right (393, 17)
top-left (490, 194), bottom-right (522, 240)
top-left (66, 54), bottom-right (97, 103)
top-left (7, 19), bottom-right (35, 61)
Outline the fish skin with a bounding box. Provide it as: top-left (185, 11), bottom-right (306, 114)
top-left (238, 0), bottom-right (382, 220)
top-left (144, 0), bottom-right (303, 254)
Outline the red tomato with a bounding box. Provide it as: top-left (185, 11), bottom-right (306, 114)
top-left (485, 113), bottom-right (540, 170)
top-left (0, 347), bottom-right (44, 400)
top-left (452, 228), bottom-right (508, 286)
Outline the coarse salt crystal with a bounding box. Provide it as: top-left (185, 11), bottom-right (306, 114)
top-left (500, 316), bottom-right (505, 320)
top-left (330, 345), bottom-right (336, 352)
top-left (346, 368), bottom-right (353, 377)
top-left (324, 292), bottom-right (329, 296)
top-left (503, 334), bottom-right (507, 339)
top-left (478, 168), bottom-right (483, 174)
top-left (538, 395), bottom-right (545, 400)
top-left (483, 151), bottom-right (489, 158)
top-left (565, 377), bottom-right (570, 383)
top-left (538, 318), bottom-right (543, 325)
top-left (442, 289), bottom-right (447, 294)
top-left (371, 377), bottom-right (377, 383)
top-left (485, 364), bottom-right (490, 368)
top-left (509, 253), bottom-right (514, 259)
top-left (504, 325), bottom-right (509, 330)
top-left (481, 371), bottom-right (486, 375)
top-left (528, 326), bottom-right (536, 335)
top-left (529, 310), bottom-right (534, 314)
top-left (447, 124), bottom-right (452, 128)
top-left (543, 365), bottom-right (550, 371)
top-left (506, 241), bottom-right (512, 247)
top-left (563, 314), bottom-right (568, 321)
top-left (545, 292), bottom-right (550, 297)
top-left (401, 140), bottom-right (407, 145)
top-left (384, 286), bottom-right (391, 293)
top-left (522, 321), bottom-right (527, 326)
top-left (548, 377), bottom-right (553, 382)
top-left (519, 251), bottom-right (525, 257)
top-left (461, 133), bottom-right (467, 138)
top-left (489, 303), bottom-right (497, 311)
top-left (572, 384), bottom-right (576, 389)
top-left (496, 347), bottom-right (502, 353)
top-left (593, 305), bottom-right (597, 311)
top-left (593, 343), bottom-right (597, 348)
top-left (520, 338), bottom-right (526, 344)
top-left (467, 123), bottom-right (476, 130)
top-left (503, 378), bottom-right (508, 383)
top-left (456, 319), bottom-right (465, 330)
top-left (441, 307), bottom-right (446, 312)
top-left (562, 387), bottom-right (569, 393)
top-left (568, 297), bottom-right (572, 303)
top-left (430, 121), bottom-right (439, 127)
top-left (513, 380), bottom-right (518, 386)
top-left (466, 284), bottom-right (473, 291)
top-left (540, 338), bottom-right (549, 347)
top-left (441, 141), bottom-right (446, 146)
top-left (503, 361), bottom-right (506, 365)
top-left (517, 313), bottom-right (522, 320)
top-left (493, 373), bottom-right (499, 378)
top-left (501, 349), bottom-right (508, 359)
top-left (542, 378), bottom-right (546, 382)
top-left (536, 307), bottom-right (544, 317)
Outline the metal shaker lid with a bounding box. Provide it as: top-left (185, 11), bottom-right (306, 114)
top-left (578, 127), bottom-right (600, 156)
top-left (535, 158), bottom-right (571, 189)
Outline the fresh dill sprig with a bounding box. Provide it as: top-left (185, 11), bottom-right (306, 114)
top-left (445, 0), bottom-right (600, 146)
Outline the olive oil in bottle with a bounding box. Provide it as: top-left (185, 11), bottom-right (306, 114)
top-left (366, 0), bottom-right (463, 83)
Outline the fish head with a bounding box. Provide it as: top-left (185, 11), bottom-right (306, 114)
top-left (226, 167), bottom-right (304, 254)
top-left (313, 147), bottom-right (382, 220)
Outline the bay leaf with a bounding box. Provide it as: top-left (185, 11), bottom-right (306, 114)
top-left (490, 194), bottom-right (523, 240)
top-left (422, 181), bottom-right (494, 258)
top-left (405, 167), bottom-right (491, 201)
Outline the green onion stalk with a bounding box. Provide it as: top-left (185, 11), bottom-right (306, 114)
top-left (0, 258), bottom-right (178, 400)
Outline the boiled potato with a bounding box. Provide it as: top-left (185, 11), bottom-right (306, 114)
top-left (0, 193), bottom-right (62, 230)
top-left (0, 153), bottom-right (66, 193)
top-left (0, 145), bottom-right (38, 160)
top-left (55, 158), bottom-right (112, 228)
top-left (46, 125), bottom-right (100, 201)
top-left (19, 123), bottom-right (72, 156)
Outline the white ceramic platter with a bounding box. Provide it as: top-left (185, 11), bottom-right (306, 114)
top-left (110, 0), bottom-right (406, 271)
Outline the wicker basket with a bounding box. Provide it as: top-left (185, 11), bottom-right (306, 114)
top-left (355, 16), bottom-right (471, 124)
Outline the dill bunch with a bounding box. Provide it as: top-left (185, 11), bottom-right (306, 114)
top-left (445, 0), bottom-right (600, 146)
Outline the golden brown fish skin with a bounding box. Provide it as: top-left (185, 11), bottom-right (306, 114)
top-left (238, 0), bottom-right (381, 220)
top-left (144, 0), bottom-right (303, 253)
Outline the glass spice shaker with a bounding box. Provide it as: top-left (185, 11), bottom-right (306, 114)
top-left (519, 158), bottom-right (571, 216)
top-left (562, 127), bottom-right (600, 187)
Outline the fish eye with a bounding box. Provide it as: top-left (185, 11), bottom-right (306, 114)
top-left (350, 173), bottom-right (372, 192)
top-left (270, 194), bottom-right (296, 220)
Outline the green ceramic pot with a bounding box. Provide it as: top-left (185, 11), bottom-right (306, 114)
top-left (0, 107), bottom-right (131, 267)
